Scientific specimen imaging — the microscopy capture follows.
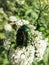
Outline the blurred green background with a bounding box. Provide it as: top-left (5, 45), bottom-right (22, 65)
top-left (0, 0), bottom-right (49, 65)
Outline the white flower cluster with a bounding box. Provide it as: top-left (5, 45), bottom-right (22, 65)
top-left (33, 31), bottom-right (48, 61)
top-left (4, 16), bottom-right (29, 31)
top-left (28, 25), bottom-right (48, 61)
top-left (8, 45), bottom-right (35, 65)
top-left (4, 40), bottom-right (11, 50)
top-left (8, 24), bottom-right (48, 65)
top-left (16, 0), bottom-right (25, 5)
top-left (15, 19), bottom-right (29, 30)
top-left (16, 19), bottom-right (29, 26)
top-left (4, 17), bottom-right (48, 65)
top-left (4, 16), bottom-right (29, 51)
top-left (4, 24), bottom-right (12, 31)
top-left (9, 16), bottom-right (17, 22)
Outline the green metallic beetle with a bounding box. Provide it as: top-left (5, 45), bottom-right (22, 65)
top-left (16, 25), bottom-right (32, 47)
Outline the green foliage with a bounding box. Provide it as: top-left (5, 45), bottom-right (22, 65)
top-left (0, 0), bottom-right (49, 65)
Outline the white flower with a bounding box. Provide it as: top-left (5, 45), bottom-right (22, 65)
top-left (9, 16), bottom-right (17, 22)
top-left (6, 23), bottom-right (48, 64)
top-left (15, 19), bottom-right (30, 30)
top-left (16, 19), bottom-right (29, 26)
top-left (16, 0), bottom-right (25, 5)
top-left (4, 24), bottom-right (12, 31)
top-left (4, 40), bottom-right (11, 50)
top-left (16, 20), bottom-right (23, 26)
top-left (8, 45), bottom-right (35, 65)
top-left (7, 1), bottom-right (10, 4)
top-left (34, 34), bottom-right (48, 61)
top-left (28, 25), bottom-right (36, 34)
top-left (22, 20), bottom-right (29, 25)
top-left (20, 54), bottom-right (25, 60)
top-left (29, 25), bottom-right (36, 30)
